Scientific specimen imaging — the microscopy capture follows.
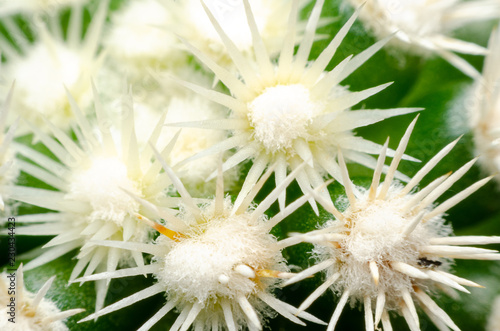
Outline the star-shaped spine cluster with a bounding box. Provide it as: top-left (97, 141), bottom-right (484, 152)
top-left (283, 118), bottom-right (500, 331)
top-left (0, 0), bottom-right (107, 134)
top-left (9, 87), bottom-right (177, 312)
top-left (74, 156), bottom-right (326, 330)
top-left (0, 265), bottom-right (84, 331)
top-left (166, 0), bottom-right (420, 215)
top-left (345, 0), bottom-right (500, 78)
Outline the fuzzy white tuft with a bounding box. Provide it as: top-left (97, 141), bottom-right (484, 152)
top-left (104, 0), bottom-right (187, 79)
top-left (77, 156), bottom-right (326, 330)
top-left (1, 1), bottom-right (107, 134)
top-left (0, 265), bottom-right (84, 331)
top-left (315, 185), bottom-right (452, 305)
top-left (345, 0), bottom-right (500, 78)
top-left (166, 0), bottom-right (420, 213)
top-left (67, 157), bottom-right (141, 225)
top-left (157, 202), bottom-right (281, 303)
top-left (248, 84), bottom-right (321, 152)
top-left (286, 119), bottom-right (499, 331)
top-left (10, 88), bottom-right (176, 313)
top-left (7, 42), bottom-right (88, 129)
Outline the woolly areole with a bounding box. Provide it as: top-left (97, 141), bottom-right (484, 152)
top-left (318, 186), bottom-right (451, 305)
top-left (76, 153), bottom-right (327, 330)
top-left (169, 0), bottom-right (421, 214)
top-left (0, 266), bottom-right (83, 331)
top-left (284, 118), bottom-right (500, 331)
top-left (67, 156), bottom-right (141, 225)
top-left (157, 207), bottom-right (281, 304)
top-left (248, 84), bottom-right (320, 152)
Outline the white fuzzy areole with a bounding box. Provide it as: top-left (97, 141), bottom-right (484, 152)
top-left (348, 0), bottom-right (450, 52)
top-left (67, 157), bottom-right (141, 225)
top-left (0, 274), bottom-right (69, 331)
top-left (156, 212), bottom-right (279, 304)
top-left (320, 187), bottom-right (449, 305)
top-left (375, 0), bottom-right (444, 35)
top-left (105, 0), bottom-right (184, 72)
top-left (0, 307), bottom-right (68, 331)
top-left (346, 198), bottom-right (420, 263)
top-left (8, 42), bottom-right (84, 125)
top-left (248, 84), bottom-right (320, 152)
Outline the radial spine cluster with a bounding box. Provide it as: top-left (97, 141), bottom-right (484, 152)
top-left (284, 118), bottom-right (500, 331)
top-left (168, 0), bottom-right (420, 214)
top-left (0, 0), bottom-right (107, 134)
top-left (0, 265), bottom-right (84, 331)
top-left (9, 87), bottom-right (177, 313)
top-left (104, 0), bottom-right (186, 79)
top-left (345, 0), bottom-right (500, 77)
top-left (75, 156), bottom-right (326, 330)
